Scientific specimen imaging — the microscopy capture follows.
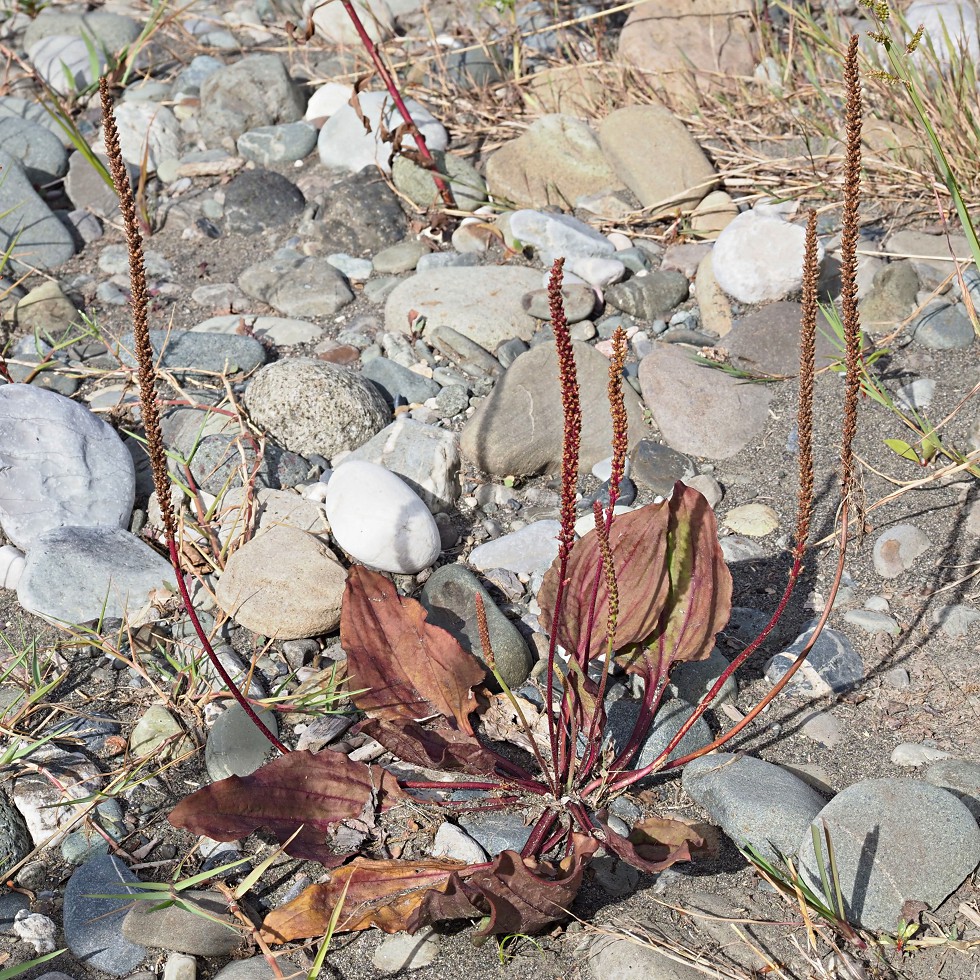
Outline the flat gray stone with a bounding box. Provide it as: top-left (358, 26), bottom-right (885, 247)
top-left (237, 122), bottom-right (318, 164)
top-left (765, 626), bottom-right (863, 699)
top-left (385, 266), bottom-right (542, 350)
top-left (797, 779), bottom-right (980, 934)
top-left (913, 301), bottom-right (974, 349)
top-left (205, 704), bottom-right (279, 781)
top-left (726, 301), bottom-right (839, 376)
top-left (18, 526), bottom-right (177, 624)
top-left (468, 520), bottom-right (561, 578)
top-left (361, 357), bottom-right (440, 406)
top-left (638, 345), bottom-right (772, 459)
top-left (924, 758), bottom-right (980, 822)
top-left (223, 169), bottom-right (305, 235)
top-left (118, 330), bottom-right (265, 376)
top-left (0, 150), bottom-right (75, 270)
top-left (122, 889), bottom-right (240, 955)
top-left (605, 271), bottom-right (689, 320)
top-left (238, 253), bottom-right (353, 317)
top-left (420, 564), bottom-right (532, 690)
top-left (392, 150), bottom-right (486, 212)
top-left (460, 341), bottom-right (646, 476)
top-left (345, 418), bottom-right (460, 513)
top-left (0, 385), bottom-right (135, 550)
top-left (682, 753), bottom-right (828, 861)
top-left (0, 117), bottom-right (68, 185)
top-left (192, 314), bottom-right (324, 346)
top-left (64, 856), bottom-right (146, 975)
top-left (872, 524), bottom-right (931, 578)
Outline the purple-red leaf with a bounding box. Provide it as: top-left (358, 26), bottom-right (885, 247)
top-left (341, 565), bottom-right (486, 735)
top-left (358, 717), bottom-right (503, 777)
top-left (538, 485), bottom-right (731, 676)
top-left (168, 750), bottom-right (406, 866)
top-left (409, 849), bottom-right (585, 937)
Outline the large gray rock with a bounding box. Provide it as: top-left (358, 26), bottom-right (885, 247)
top-left (682, 753), bottom-right (828, 861)
top-left (797, 779), bottom-right (980, 934)
top-left (122, 889), bottom-right (240, 954)
top-left (637, 344), bottom-right (772, 459)
top-left (344, 419), bottom-right (460, 513)
top-left (461, 341), bottom-right (646, 476)
top-left (385, 266), bottom-right (542, 351)
top-left (0, 150), bottom-right (75, 270)
top-left (0, 117), bottom-right (68, 185)
top-left (420, 565), bottom-right (532, 690)
top-left (23, 10), bottom-right (140, 54)
top-left (198, 54), bottom-right (305, 148)
top-left (0, 385), bottom-right (135, 550)
top-left (18, 526), bottom-right (177, 624)
top-left (244, 358), bottom-right (389, 459)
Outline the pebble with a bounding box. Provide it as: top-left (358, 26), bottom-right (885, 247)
top-left (216, 525), bottom-right (346, 639)
top-left (311, 168), bottom-right (409, 255)
top-left (238, 253), bottom-right (353, 317)
top-left (796, 779), bottom-right (980, 934)
top-left (668, 646), bottom-right (737, 706)
top-left (682, 753), bottom-right (827, 862)
top-left (373, 927), bottom-right (441, 973)
top-left (222, 169), bottom-right (306, 235)
top-left (13, 910), bottom-right (57, 953)
top-left (872, 524), bottom-right (931, 578)
top-left (130, 705), bottom-right (192, 760)
top-left (193, 314), bottom-right (323, 346)
top-left (318, 91), bottom-right (447, 175)
top-left (842, 608), bottom-right (900, 635)
top-left (164, 954), bottom-right (197, 980)
top-left (362, 356), bottom-right (440, 406)
top-left (205, 704), bottom-right (279, 780)
top-left (118, 330), bottom-right (266, 377)
top-left (469, 520), bottom-right (561, 578)
top-left (112, 101), bottom-right (182, 171)
top-left (765, 626), bottom-right (864, 698)
top-left (508, 208), bottom-right (615, 265)
top-left (420, 564), bottom-right (533, 690)
top-left (522, 284), bottom-right (597, 323)
top-left (719, 535), bottom-right (766, 563)
top-left (244, 358), bottom-right (389, 460)
top-left (392, 150), bottom-right (487, 212)
top-left (913, 301), bottom-right (974, 349)
top-left (0, 116), bottom-right (68, 185)
top-left (373, 239), bottom-right (429, 275)
top-left (605, 271), bottom-right (689, 320)
top-left (212, 958), bottom-right (278, 980)
top-left (933, 603), bottom-right (980, 637)
top-left (890, 742), bottom-right (950, 767)
top-left (325, 460), bottom-right (441, 574)
top-left (458, 809), bottom-right (533, 855)
top-left (18, 526), bottom-right (176, 624)
top-left (712, 201), bottom-right (823, 304)
top-left (64, 856), bottom-right (147, 976)
top-left (122, 890), bottom-right (240, 955)
top-left (723, 502), bottom-right (778, 536)
top-left (237, 121), bottom-right (318, 164)
top-left (431, 822), bottom-right (488, 863)
top-left (589, 936), bottom-right (705, 980)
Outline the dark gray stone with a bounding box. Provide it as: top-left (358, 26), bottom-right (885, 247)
top-left (765, 626), bottom-right (864, 698)
top-left (420, 564), bottom-right (533, 690)
top-left (237, 253), bottom-right (353, 317)
top-left (188, 434), bottom-right (309, 494)
top-left (64, 855), bottom-right (146, 975)
top-left (913, 302), bottom-right (974, 349)
top-left (459, 809), bottom-right (534, 855)
top-left (237, 122), bottom-right (318, 165)
top-left (362, 356), bottom-right (440, 406)
top-left (604, 698), bottom-right (713, 775)
top-left (223, 169), bottom-right (305, 235)
top-left (668, 646), bottom-right (737, 705)
top-left (0, 117), bottom-right (68, 185)
top-left (605, 271), bottom-right (689, 320)
top-left (118, 330), bottom-right (265, 376)
top-left (628, 439), bottom-right (695, 495)
top-left (0, 792), bottom-right (32, 881)
top-left (682, 753), bottom-right (828, 861)
top-left (521, 284), bottom-right (597, 323)
top-left (797, 779), bottom-right (980, 934)
top-left (312, 168), bottom-right (408, 256)
top-left (726, 301), bottom-right (839, 376)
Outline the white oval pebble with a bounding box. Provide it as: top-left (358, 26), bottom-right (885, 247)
top-left (723, 502), bottom-right (779, 536)
top-left (891, 743), bottom-right (951, 768)
top-left (326, 460), bottom-right (440, 574)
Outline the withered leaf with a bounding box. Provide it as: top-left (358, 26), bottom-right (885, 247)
top-left (260, 857), bottom-right (470, 941)
top-left (341, 566), bottom-right (486, 735)
top-left (410, 849), bottom-right (585, 937)
top-left (593, 811), bottom-right (701, 873)
top-left (168, 750), bottom-right (406, 866)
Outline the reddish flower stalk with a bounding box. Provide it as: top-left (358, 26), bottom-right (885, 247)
top-left (340, 0), bottom-right (456, 210)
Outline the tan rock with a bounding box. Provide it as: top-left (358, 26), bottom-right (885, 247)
top-left (216, 524), bottom-right (346, 640)
top-left (11, 280), bottom-right (81, 333)
top-left (695, 253), bottom-right (732, 338)
top-left (522, 64), bottom-right (617, 117)
top-left (691, 190), bottom-right (739, 240)
top-left (216, 486), bottom-right (330, 549)
top-left (599, 104), bottom-right (717, 217)
top-left (618, 0), bottom-right (759, 108)
top-left (485, 114), bottom-right (625, 210)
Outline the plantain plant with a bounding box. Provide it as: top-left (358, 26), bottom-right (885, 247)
top-left (101, 31), bottom-right (867, 944)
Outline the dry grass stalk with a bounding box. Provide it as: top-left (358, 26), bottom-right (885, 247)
top-left (99, 77), bottom-right (288, 755)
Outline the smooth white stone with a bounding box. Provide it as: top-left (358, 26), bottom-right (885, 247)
top-left (0, 545), bottom-right (26, 590)
top-left (325, 460), bottom-right (440, 574)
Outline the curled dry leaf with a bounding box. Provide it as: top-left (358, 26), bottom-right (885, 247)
top-left (593, 812), bottom-right (703, 873)
top-left (358, 717), bottom-right (503, 776)
top-left (341, 565), bottom-right (486, 736)
top-left (168, 750), bottom-right (406, 866)
top-left (479, 692), bottom-right (552, 760)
